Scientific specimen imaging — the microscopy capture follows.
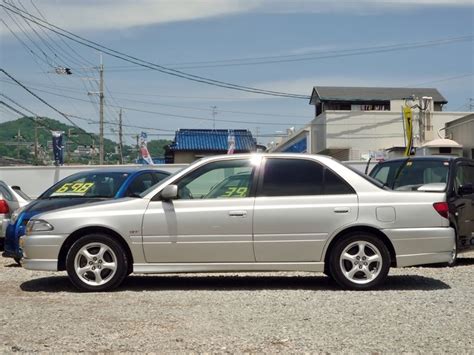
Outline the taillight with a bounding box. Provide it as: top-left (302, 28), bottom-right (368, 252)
top-left (0, 199), bottom-right (9, 214)
top-left (433, 202), bottom-right (449, 219)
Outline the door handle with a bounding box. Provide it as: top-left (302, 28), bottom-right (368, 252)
top-left (228, 210), bottom-right (247, 217)
top-left (334, 207), bottom-right (350, 214)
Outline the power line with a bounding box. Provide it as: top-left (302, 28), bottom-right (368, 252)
top-left (0, 98), bottom-right (84, 145)
top-left (0, 68), bottom-right (96, 138)
top-left (0, 77), bottom-right (311, 119)
top-left (28, 0), bottom-right (94, 67)
top-left (14, 0), bottom-right (83, 68)
top-left (97, 35), bottom-right (474, 71)
top-left (1, 3), bottom-right (310, 99)
top-left (0, 78), bottom-right (308, 126)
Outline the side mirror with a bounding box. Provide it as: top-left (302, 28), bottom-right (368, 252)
top-left (459, 183), bottom-right (473, 196)
top-left (160, 185), bottom-right (178, 201)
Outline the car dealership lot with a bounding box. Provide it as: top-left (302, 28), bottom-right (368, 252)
top-left (0, 253), bottom-right (473, 353)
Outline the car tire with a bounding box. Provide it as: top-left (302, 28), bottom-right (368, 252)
top-left (446, 241), bottom-right (458, 267)
top-left (66, 233), bottom-right (128, 292)
top-left (328, 233), bottom-right (390, 290)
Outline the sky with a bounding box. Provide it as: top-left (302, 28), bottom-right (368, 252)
top-left (1, 0), bottom-right (473, 145)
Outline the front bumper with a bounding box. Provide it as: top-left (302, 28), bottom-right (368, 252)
top-left (383, 227), bottom-right (455, 267)
top-left (20, 233), bottom-right (67, 271)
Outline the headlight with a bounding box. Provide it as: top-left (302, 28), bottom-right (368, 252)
top-left (26, 219), bottom-right (54, 235)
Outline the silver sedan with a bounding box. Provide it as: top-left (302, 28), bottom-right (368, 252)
top-left (0, 181), bottom-right (31, 243)
top-left (21, 154), bottom-right (454, 291)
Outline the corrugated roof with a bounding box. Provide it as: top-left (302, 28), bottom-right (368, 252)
top-left (168, 129), bottom-right (256, 152)
top-left (310, 86), bottom-right (448, 104)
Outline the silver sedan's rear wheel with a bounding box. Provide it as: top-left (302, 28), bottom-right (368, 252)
top-left (66, 234), bottom-right (128, 292)
top-left (329, 233), bottom-right (390, 290)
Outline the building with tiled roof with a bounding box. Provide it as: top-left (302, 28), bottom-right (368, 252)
top-left (165, 129), bottom-right (257, 163)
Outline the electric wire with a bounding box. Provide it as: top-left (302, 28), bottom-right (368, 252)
top-left (1, 3), bottom-right (310, 99)
top-left (1, 69), bottom-right (96, 138)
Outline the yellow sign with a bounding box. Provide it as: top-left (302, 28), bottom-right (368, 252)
top-left (54, 182), bottom-right (94, 195)
top-left (222, 186), bottom-right (248, 197)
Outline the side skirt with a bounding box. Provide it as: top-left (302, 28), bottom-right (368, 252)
top-left (133, 262), bottom-right (325, 274)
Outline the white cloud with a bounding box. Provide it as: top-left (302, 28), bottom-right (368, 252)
top-left (0, 0), bottom-right (263, 35)
top-left (1, 0), bottom-right (472, 37)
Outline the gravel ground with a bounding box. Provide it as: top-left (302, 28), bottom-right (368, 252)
top-left (0, 253), bottom-right (473, 353)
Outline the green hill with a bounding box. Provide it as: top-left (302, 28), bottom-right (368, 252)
top-left (0, 117), bottom-right (172, 165)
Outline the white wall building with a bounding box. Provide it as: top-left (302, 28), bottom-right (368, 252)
top-left (271, 86), bottom-right (470, 160)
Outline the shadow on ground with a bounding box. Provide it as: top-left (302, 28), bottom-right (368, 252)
top-left (20, 273), bottom-right (450, 293)
top-left (3, 263), bottom-right (21, 268)
top-left (414, 257), bottom-right (474, 268)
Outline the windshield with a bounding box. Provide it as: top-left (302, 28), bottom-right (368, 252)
top-left (369, 159), bottom-right (450, 191)
top-left (40, 172), bottom-right (131, 199)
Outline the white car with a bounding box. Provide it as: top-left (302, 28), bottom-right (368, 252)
top-left (0, 181), bottom-right (31, 247)
top-left (21, 154), bottom-right (454, 291)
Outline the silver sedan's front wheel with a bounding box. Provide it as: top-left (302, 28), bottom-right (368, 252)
top-left (66, 234), bottom-right (128, 291)
top-left (329, 233), bottom-right (390, 290)
top-left (74, 243), bottom-right (118, 286)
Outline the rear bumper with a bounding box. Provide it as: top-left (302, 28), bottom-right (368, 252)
top-left (383, 227), bottom-right (455, 267)
top-left (1, 217), bottom-right (9, 239)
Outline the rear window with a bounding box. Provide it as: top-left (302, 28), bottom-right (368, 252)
top-left (370, 159), bottom-right (450, 191)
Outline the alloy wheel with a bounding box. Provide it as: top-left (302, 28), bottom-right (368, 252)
top-left (339, 240), bottom-right (382, 285)
top-left (74, 242), bottom-right (118, 286)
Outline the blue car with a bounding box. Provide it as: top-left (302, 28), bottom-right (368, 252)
top-left (2, 167), bottom-right (170, 263)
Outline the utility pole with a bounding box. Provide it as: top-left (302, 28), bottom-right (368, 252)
top-left (99, 53), bottom-right (105, 165)
top-left (211, 106), bottom-right (217, 129)
top-left (118, 108), bottom-right (123, 164)
top-left (34, 120), bottom-right (39, 163)
top-left (136, 134), bottom-right (140, 162)
top-left (15, 128), bottom-right (22, 159)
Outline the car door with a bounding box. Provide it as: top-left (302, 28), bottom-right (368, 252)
top-left (451, 161), bottom-right (474, 248)
top-left (253, 157), bottom-right (358, 262)
top-left (142, 158), bottom-right (258, 263)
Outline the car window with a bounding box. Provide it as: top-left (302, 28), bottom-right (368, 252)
top-left (0, 185), bottom-right (13, 201)
top-left (455, 164), bottom-right (474, 194)
top-left (42, 172), bottom-right (130, 198)
top-left (128, 173), bottom-right (155, 196)
top-left (176, 159), bottom-right (254, 199)
top-left (152, 172), bottom-right (170, 183)
top-left (371, 159), bottom-right (450, 190)
top-left (324, 169), bottom-right (355, 194)
top-left (371, 165), bottom-right (391, 185)
top-left (260, 158), bottom-right (323, 196)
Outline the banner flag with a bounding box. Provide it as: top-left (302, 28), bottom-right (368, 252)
top-left (227, 129), bottom-right (235, 154)
top-left (403, 106), bottom-right (415, 156)
top-left (52, 131), bottom-right (64, 166)
top-left (139, 131), bottom-right (154, 165)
